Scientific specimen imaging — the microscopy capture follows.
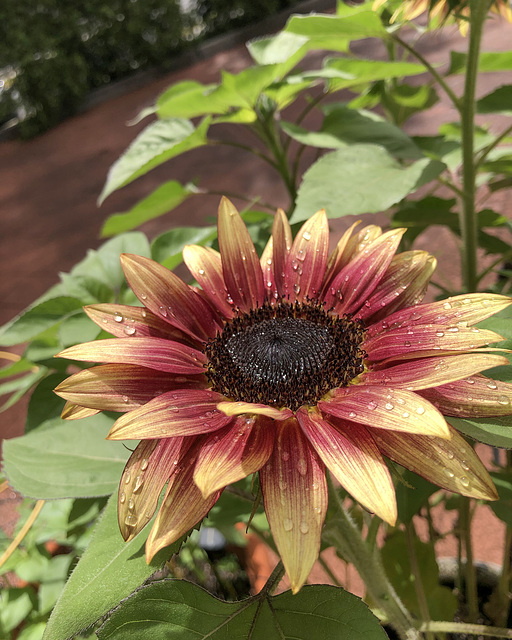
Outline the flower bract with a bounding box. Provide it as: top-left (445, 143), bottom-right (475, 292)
top-left (56, 197), bottom-right (512, 592)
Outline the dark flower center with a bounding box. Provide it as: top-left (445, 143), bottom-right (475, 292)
top-left (204, 300), bottom-right (366, 411)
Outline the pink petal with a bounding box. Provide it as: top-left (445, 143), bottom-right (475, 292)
top-left (61, 402), bottom-right (100, 420)
top-left (319, 386), bottom-right (450, 438)
top-left (362, 353), bottom-right (509, 391)
top-left (107, 389), bottom-right (232, 439)
top-left (419, 374), bottom-right (512, 417)
top-left (216, 400), bottom-right (293, 420)
top-left (54, 363), bottom-right (206, 411)
top-left (182, 245), bottom-right (234, 318)
top-left (120, 253), bottom-right (220, 341)
top-left (260, 235), bottom-right (277, 301)
top-left (284, 210), bottom-right (329, 302)
top-left (145, 443), bottom-right (221, 562)
top-left (118, 437), bottom-right (191, 541)
top-left (193, 415), bottom-right (274, 497)
top-left (323, 229), bottom-right (406, 315)
top-left (260, 419), bottom-right (327, 593)
top-left (364, 325), bottom-right (503, 362)
top-left (56, 337), bottom-right (206, 374)
top-left (297, 409), bottom-right (396, 524)
top-left (272, 208), bottom-right (293, 298)
top-left (372, 425), bottom-right (498, 501)
top-left (321, 221), bottom-right (361, 295)
top-left (84, 304), bottom-right (199, 345)
top-left (355, 252), bottom-right (436, 323)
top-left (217, 197), bottom-right (265, 311)
top-left (367, 294), bottom-right (512, 340)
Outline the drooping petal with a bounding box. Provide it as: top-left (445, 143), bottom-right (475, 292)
top-left (56, 337), bottom-right (206, 374)
top-left (284, 210), bottom-right (329, 302)
top-left (118, 437), bottom-right (191, 541)
top-left (193, 415), bottom-right (274, 497)
top-left (364, 325), bottom-right (503, 362)
top-left (145, 447), bottom-right (221, 562)
top-left (272, 208), bottom-right (293, 298)
top-left (84, 304), bottom-right (199, 345)
top-left (182, 245), bottom-right (234, 318)
top-left (362, 354), bottom-right (509, 391)
top-left (217, 197), bottom-right (265, 311)
top-left (260, 419), bottom-right (328, 593)
top-left (324, 229), bottom-right (406, 315)
top-left (260, 235), bottom-right (277, 301)
top-left (321, 221), bottom-right (361, 295)
top-left (372, 425), bottom-right (498, 501)
top-left (319, 386), bottom-right (450, 438)
top-left (55, 364), bottom-right (206, 411)
top-left (107, 389), bottom-right (232, 440)
top-left (61, 401), bottom-right (100, 420)
top-left (355, 252), bottom-right (436, 323)
top-left (297, 409), bottom-right (396, 525)
top-left (419, 374), bottom-right (512, 417)
top-left (367, 294), bottom-right (512, 339)
top-left (217, 401), bottom-right (294, 420)
top-left (120, 253), bottom-right (220, 341)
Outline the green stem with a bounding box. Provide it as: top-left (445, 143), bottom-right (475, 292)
top-left (325, 477), bottom-right (419, 640)
top-left (459, 0), bottom-right (492, 292)
top-left (477, 123), bottom-right (512, 167)
top-left (495, 527), bottom-right (512, 628)
top-left (405, 523), bottom-right (434, 640)
top-left (392, 34), bottom-right (460, 111)
top-left (460, 496), bottom-right (479, 626)
top-left (420, 621), bottom-right (512, 638)
top-left (318, 553), bottom-right (342, 588)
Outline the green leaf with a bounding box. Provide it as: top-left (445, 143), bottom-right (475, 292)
top-left (156, 81), bottom-right (224, 118)
top-left (0, 358), bottom-right (36, 379)
top-left (391, 196), bottom-right (457, 243)
top-left (324, 58), bottom-right (426, 91)
top-left (286, 12), bottom-right (387, 40)
top-left (38, 555), bottom-right (74, 615)
top-left (97, 581), bottom-right (387, 640)
top-left (375, 82), bottom-right (439, 126)
top-left (448, 50), bottom-right (512, 75)
top-left (101, 181), bottom-right (193, 237)
top-left (3, 414), bottom-right (127, 499)
top-left (291, 145), bottom-right (443, 223)
top-left (151, 225), bottom-right (216, 270)
top-left (25, 373), bottom-right (67, 433)
top-left (247, 31), bottom-right (310, 65)
top-left (99, 117), bottom-right (210, 202)
top-left (395, 469), bottom-right (439, 523)
top-left (43, 494), bottom-right (176, 640)
top-left (58, 313), bottom-right (101, 349)
top-left (450, 415), bottom-right (512, 449)
top-left (477, 85), bottom-right (512, 116)
top-left (0, 297), bottom-right (84, 347)
top-left (0, 588), bottom-right (37, 633)
top-left (0, 367), bottom-right (48, 411)
top-left (489, 473), bottom-right (512, 526)
top-left (280, 121), bottom-right (349, 149)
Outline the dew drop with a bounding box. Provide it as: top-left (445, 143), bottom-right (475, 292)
top-left (461, 460), bottom-right (470, 471)
top-left (140, 293), bottom-right (147, 300)
top-left (300, 521), bottom-right (309, 534)
top-left (302, 231), bottom-right (312, 241)
top-left (128, 498), bottom-right (134, 510)
top-left (404, 340), bottom-right (411, 347)
top-left (114, 313), bottom-right (123, 323)
top-left (124, 514), bottom-right (138, 526)
top-left (133, 475), bottom-right (143, 493)
top-left (124, 471), bottom-right (131, 484)
top-left (119, 492), bottom-right (126, 504)
top-left (293, 283), bottom-right (301, 295)
top-left (385, 402), bottom-right (394, 410)
top-left (159, 306), bottom-right (167, 317)
top-left (402, 411), bottom-right (410, 418)
top-left (486, 380), bottom-right (498, 390)
top-left (443, 468), bottom-right (455, 479)
top-left (297, 458), bottom-right (307, 476)
top-left (348, 411), bottom-right (357, 419)
top-left (102, 318), bottom-right (108, 324)
top-left (266, 257), bottom-right (272, 266)
top-left (435, 331), bottom-right (444, 337)
top-left (124, 326), bottom-right (136, 336)
top-left (141, 458), bottom-right (149, 471)
top-left (198, 268), bottom-right (205, 275)
top-left (446, 451), bottom-right (455, 460)
top-left (122, 395), bottom-right (129, 403)
top-left (443, 302), bottom-right (452, 310)
top-left (141, 309), bottom-right (147, 318)
top-left (460, 476), bottom-right (470, 488)
top-left (283, 518), bottom-right (294, 532)
top-left (416, 406), bottom-right (425, 415)
top-left (498, 395), bottom-right (510, 405)
top-left (368, 401), bottom-right (377, 410)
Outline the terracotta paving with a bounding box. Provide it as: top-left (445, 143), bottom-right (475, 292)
top-left (1, 9), bottom-right (512, 594)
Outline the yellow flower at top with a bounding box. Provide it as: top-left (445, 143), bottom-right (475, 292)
top-left (373, 0), bottom-right (512, 33)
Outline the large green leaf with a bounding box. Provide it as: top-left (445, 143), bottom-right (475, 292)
top-left (151, 225), bottom-right (216, 270)
top-left (450, 416), bottom-right (512, 450)
top-left (97, 581), bottom-right (387, 640)
top-left (156, 80), bottom-right (224, 118)
top-left (448, 50), bottom-right (512, 75)
top-left (323, 58), bottom-right (425, 91)
top-left (101, 181), bottom-right (194, 237)
top-left (476, 85), bottom-right (512, 116)
top-left (286, 12), bottom-right (387, 40)
top-left (43, 494), bottom-right (176, 640)
top-left (99, 117), bottom-right (210, 202)
top-left (291, 145), bottom-right (443, 223)
top-left (3, 414), bottom-right (127, 498)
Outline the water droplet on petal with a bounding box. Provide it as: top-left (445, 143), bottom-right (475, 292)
top-left (416, 406), bottom-right (425, 415)
top-left (122, 395), bottom-right (129, 403)
top-left (300, 521), bottom-right (309, 534)
top-left (385, 402), bottom-right (394, 410)
top-left (284, 518), bottom-right (294, 532)
top-left (133, 475), bottom-right (143, 493)
top-left (435, 331), bottom-right (444, 337)
top-left (159, 306), bottom-right (167, 317)
top-left (302, 231), bottom-right (311, 241)
top-left (348, 411), bottom-right (357, 419)
top-left (114, 313), bottom-right (123, 323)
top-left (281, 451), bottom-right (290, 462)
top-left (444, 468), bottom-right (455, 479)
top-left (446, 451), bottom-right (454, 460)
top-left (128, 498), bottom-right (134, 510)
top-left (124, 514), bottom-right (138, 526)
top-left (443, 302), bottom-right (452, 310)
top-left (124, 326), bottom-right (136, 336)
top-left (402, 411), bottom-right (410, 418)
top-left (120, 492), bottom-right (126, 503)
top-left (487, 380), bottom-right (498, 390)
top-left (293, 283), bottom-right (301, 295)
top-left (460, 476), bottom-right (470, 488)
top-left (140, 293), bottom-right (147, 300)
top-left (368, 401), bottom-right (377, 410)
top-left (198, 268), bottom-right (205, 275)
top-left (498, 395), bottom-right (510, 406)
top-left (124, 472), bottom-right (131, 484)
top-left (141, 458), bottom-right (149, 471)
top-left (141, 309), bottom-right (147, 318)
top-left (461, 460), bottom-right (470, 471)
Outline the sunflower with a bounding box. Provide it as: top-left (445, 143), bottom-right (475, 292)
top-left (372, 0), bottom-right (512, 32)
top-left (55, 198), bottom-right (512, 592)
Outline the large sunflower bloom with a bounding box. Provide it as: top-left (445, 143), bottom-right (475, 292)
top-left (56, 198), bottom-right (512, 592)
top-left (373, 0), bottom-right (512, 32)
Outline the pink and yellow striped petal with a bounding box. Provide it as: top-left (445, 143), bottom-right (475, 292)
top-left (260, 419), bottom-right (328, 593)
top-left (107, 389), bottom-right (232, 440)
top-left (319, 386), bottom-right (450, 438)
top-left (54, 363), bottom-right (206, 411)
top-left (120, 253), bottom-right (220, 341)
top-left (217, 197), bottom-right (265, 311)
top-left (297, 409), bottom-right (396, 525)
top-left (61, 402), bottom-right (100, 420)
top-left (216, 400), bottom-right (294, 420)
top-left (321, 221), bottom-right (361, 294)
top-left (271, 208), bottom-right (293, 298)
top-left (193, 415), bottom-right (274, 497)
top-left (56, 337), bottom-right (206, 374)
top-left (260, 235), bottom-right (276, 301)
top-left (372, 425), bottom-right (498, 501)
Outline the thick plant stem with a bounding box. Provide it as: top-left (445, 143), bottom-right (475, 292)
top-left (460, 497), bottom-right (479, 625)
top-left (459, 0), bottom-right (491, 292)
top-left (325, 478), bottom-right (419, 640)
